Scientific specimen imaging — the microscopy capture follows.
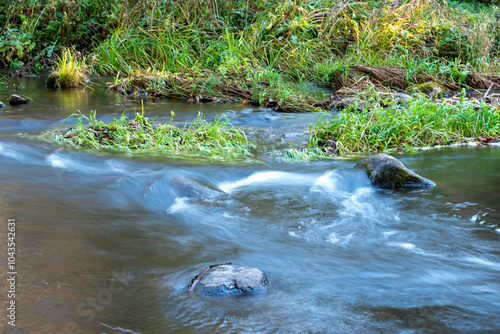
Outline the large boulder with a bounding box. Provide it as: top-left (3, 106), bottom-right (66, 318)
top-left (356, 153), bottom-right (435, 189)
top-left (188, 264), bottom-right (269, 296)
top-left (8, 94), bottom-right (30, 105)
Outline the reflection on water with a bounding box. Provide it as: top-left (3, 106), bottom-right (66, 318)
top-left (0, 76), bottom-right (499, 333)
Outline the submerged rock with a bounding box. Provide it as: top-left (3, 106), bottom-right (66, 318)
top-left (8, 94), bottom-right (30, 105)
top-left (408, 82), bottom-right (453, 98)
top-left (170, 176), bottom-right (224, 199)
top-left (189, 264), bottom-right (269, 296)
top-left (356, 153), bottom-right (435, 189)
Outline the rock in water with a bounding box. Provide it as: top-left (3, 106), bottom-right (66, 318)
top-left (170, 176), bottom-right (224, 199)
top-left (0, 101), bottom-right (5, 108)
top-left (46, 73), bottom-right (58, 88)
top-left (356, 153), bottom-right (435, 189)
top-left (8, 94), bottom-right (30, 105)
top-left (189, 264), bottom-right (269, 296)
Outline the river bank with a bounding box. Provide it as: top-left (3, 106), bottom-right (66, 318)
top-left (2, 1), bottom-right (500, 157)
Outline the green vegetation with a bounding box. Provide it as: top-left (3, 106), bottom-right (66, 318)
top-left (46, 49), bottom-right (88, 88)
top-left (52, 111), bottom-right (254, 161)
top-left (309, 95), bottom-right (500, 156)
top-left (2, 1), bottom-right (500, 109)
top-left (3, 1), bottom-right (500, 157)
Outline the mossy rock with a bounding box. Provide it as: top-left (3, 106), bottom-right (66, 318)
top-left (356, 153), bottom-right (435, 189)
top-left (46, 73), bottom-right (58, 88)
top-left (46, 71), bottom-right (88, 88)
top-left (407, 82), bottom-right (453, 98)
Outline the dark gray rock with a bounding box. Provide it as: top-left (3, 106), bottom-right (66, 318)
top-left (8, 94), bottom-right (30, 105)
top-left (356, 153), bottom-right (435, 189)
top-left (189, 264), bottom-right (269, 296)
top-left (0, 101), bottom-right (5, 108)
top-left (170, 176), bottom-right (224, 199)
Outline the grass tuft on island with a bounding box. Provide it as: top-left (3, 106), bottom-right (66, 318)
top-left (52, 111), bottom-right (254, 161)
top-left (46, 49), bottom-right (88, 88)
top-left (307, 95), bottom-right (500, 157)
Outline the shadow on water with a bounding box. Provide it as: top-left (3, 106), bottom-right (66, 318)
top-left (0, 75), bottom-right (499, 333)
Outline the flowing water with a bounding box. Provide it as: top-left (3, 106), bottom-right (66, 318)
top-left (0, 75), bottom-right (499, 334)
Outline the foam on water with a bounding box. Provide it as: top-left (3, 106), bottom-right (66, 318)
top-left (386, 242), bottom-right (416, 250)
top-left (167, 197), bottom-right (191, 214)
top-left (104, 159), bottom-right (128, 173)
top-left (100, 323), bottom-right (142, 334)
top-left (463, 257), bottom-right (500, 270)
top-left (46, 151), bottom-right (127, 175)
top-left (219, 171), bottom-right (316, 193)
top-left (310, 170), bottom-right (370, 195)
top-left (385, 242), bottom-right (429, 256)
top-left (339, 187), bottom-right (378, 218)
top-left (46, 151), bottom-right (101, 173)
top-left (326, 232), bottom-right (354, 245)
top-left (381, 231), bottom-right (399, 239)
top-left (0, 142), bottom-right (22, 160)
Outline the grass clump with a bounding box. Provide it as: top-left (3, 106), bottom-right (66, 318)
top-left (309, 95), bottom-right (500, 156)
top-left (46, 49), bottom-right (88, 88)
top-left (53, 111), bottom-right (253, 161)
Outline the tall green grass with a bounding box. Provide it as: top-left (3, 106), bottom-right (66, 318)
top-left (310, 95), bottom-right (500, 155)
top-left (46, 49), bottom-right (87, 88)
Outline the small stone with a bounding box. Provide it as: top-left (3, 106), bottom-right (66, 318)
top-left (8, 94), bottom-right (30, 105)
top-left (189, 264), bottom-right (269, 296)
top-left (356, 153), bottom-right (435, 189)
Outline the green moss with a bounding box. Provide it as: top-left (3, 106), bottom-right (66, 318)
top-left (407, 82), bottom-right (453, 97)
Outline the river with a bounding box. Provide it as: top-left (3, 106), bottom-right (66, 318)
top-left (0, 75), bottom-right (499, 333)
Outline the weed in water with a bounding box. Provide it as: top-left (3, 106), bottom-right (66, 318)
top-left (46, 49), bottom-right (88, 88)
top-left (51, 110), bottom-right (254, 161)
top-left (309, 95), bottom-right (500, 156)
